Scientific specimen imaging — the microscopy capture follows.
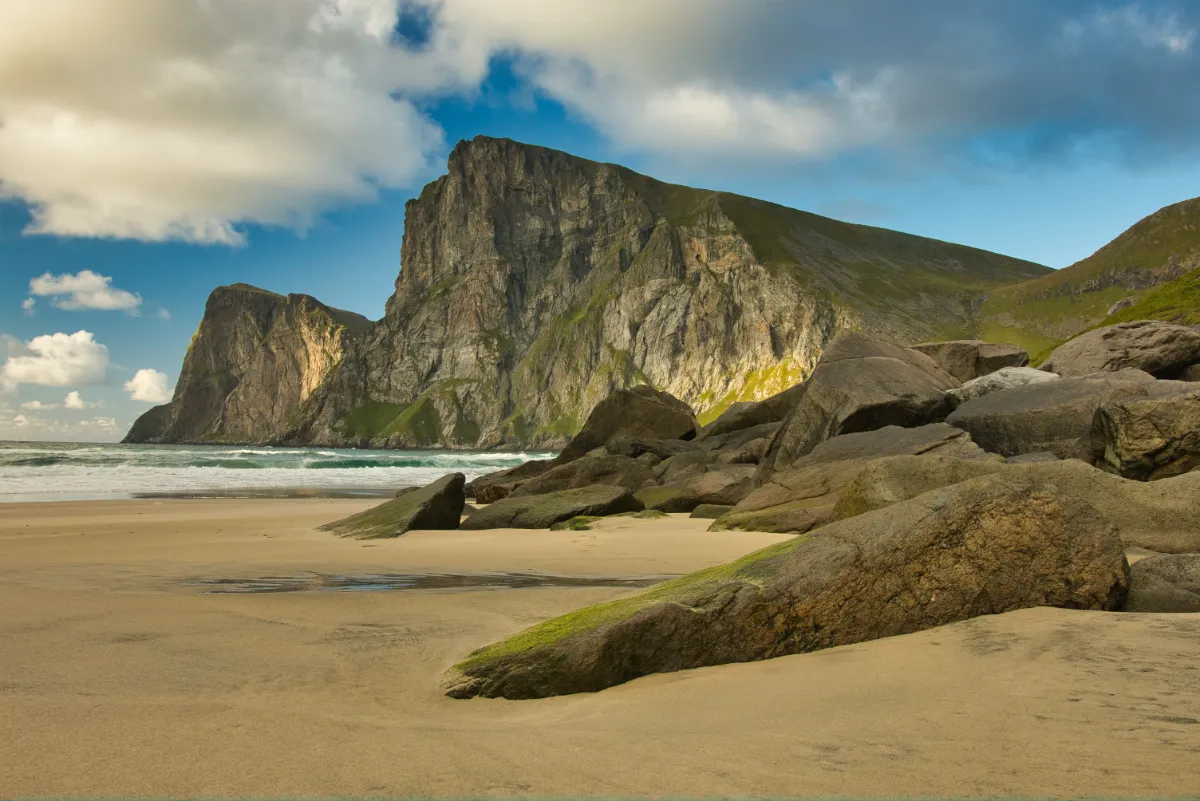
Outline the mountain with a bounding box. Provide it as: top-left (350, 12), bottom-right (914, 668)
top-left (125, 136), bottom-right (1048, 450)
top-left (122, 285), bottom-right (368, 444)
top-left (975, 197), bottom-right (1200, 362)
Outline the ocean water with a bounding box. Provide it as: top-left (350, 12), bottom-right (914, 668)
top-left (0, 441), bottom-right (552, 503)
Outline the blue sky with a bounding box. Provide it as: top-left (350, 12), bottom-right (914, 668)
top-left (3, 0), bottom-right (1200, 441)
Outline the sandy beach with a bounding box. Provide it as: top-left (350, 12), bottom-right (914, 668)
top-left (2, 497), bottom-right (1199, 798)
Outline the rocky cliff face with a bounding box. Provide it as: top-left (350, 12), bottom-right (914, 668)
top-left (127, 136), bottom-right (1049, 449)
top-left (122, 284), bottom-right (368, 444)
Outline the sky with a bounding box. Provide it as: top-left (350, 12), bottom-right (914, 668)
top-left (4, 0), bottom-right (1200, 442)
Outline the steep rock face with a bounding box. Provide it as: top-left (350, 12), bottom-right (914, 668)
top-left (280, 137), bottom-right (1047, 450)
top-left (123, 284), bottom-right (368, 444)
top-left (128, 137), bottom-right (1048, 449)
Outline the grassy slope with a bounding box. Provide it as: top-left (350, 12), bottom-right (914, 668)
top-left (977, 197), bottom-right (1200, 362)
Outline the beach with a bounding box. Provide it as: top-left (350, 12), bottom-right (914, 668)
top-left (2, 497), bottom-right (1199, 798)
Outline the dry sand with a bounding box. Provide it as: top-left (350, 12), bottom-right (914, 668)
top-left (1, 497), bottom-right (1198, 798)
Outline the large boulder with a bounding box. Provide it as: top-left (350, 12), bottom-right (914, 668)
top-left (604, 436), bottom-right (699, 460)
top-left (509, 454), bottom-right (658, 498)
top-left (1123, 555), bottom-right (1200, 613)
top-left (459, 485), bottom-right (643, 530)
top-left (945, 368), bottom-right (1158, 458)
top-left (829, 454), bottom-right (1200, 553)
top-left (696, 387), bottom-right (806, 440)
top-left (556, 386), bottom-right (697, 463)
top-left (466, 459), bottom-right (553, 502)
top-left (760, 332), bottom-right (959, 475)
top-left (634, 465), bottom-right (756, 513)
top-left (443, 474), bottom-right (1129, 699)
top-left (1040, 320), bottom-right (1200, 379)
top-left (909, 340), bottom-right (1028, 382)
top-left (319, 473), bottom-right (465, 538)
top-left (711, 423), bottom-right (992, 534)
top-left (948, 366), bottom-right (1059, 406)
top-left (1089, 387), bottom-right (1200, 480)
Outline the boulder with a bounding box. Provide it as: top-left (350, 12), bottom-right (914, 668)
top-left (1181, 363), bottom-right (1200, 382)
top-left (689, 504), bottom-right (735, 519)
top-left (947, 366), bottom-right (1059, 406)
top-left (467, 459), bottom-right (553, 503)
top-left (556, 386), bottom-right (698, 463)
top-left (443, 474), bottom-right (1129, 699)
top-left (319, 473), bottom-right (465, 539)
top-left (695, 421), bottom-right (783, 453)
top-left (1040, 320), bottom-right (1200, 378)
top-left (604, 436), bottom-right (698, 460)
top-left (714, 436), bottom-right (773, 465)
top-left (909, 340), bottom-right (1029, 382)
top-left (696, 387), bottom-right (805, 439)
top-left (509, 454), bottom-right (658, 498)
top-left (652, 450), bottom-right (717, 484)
top-left (635, 465), bottom-right (756, 513)
top-left (712, 423), bottom-right (991, 534)
top-left (945, 368), bottom-right (1158, 458)
top-left (760, 332), bottom-right (959, 475)
top-left (1089, 387), bottom-right (1200, 480)
top-left (828, 455), bottom-right (1200, 553)
top-left (1123, 555), bottom-right (1200, 613)
top-left (459, 485), bottom-right (644, 530)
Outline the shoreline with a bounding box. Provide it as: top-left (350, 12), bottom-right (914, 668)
top-left (2, 497), bottom-right (1198, 797)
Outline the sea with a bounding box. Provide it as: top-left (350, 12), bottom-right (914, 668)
top-left (0, 441), bottom-right (552, 503)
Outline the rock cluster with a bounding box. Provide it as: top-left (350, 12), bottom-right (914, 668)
top-left (437, 321), bottom-right (1200, 699)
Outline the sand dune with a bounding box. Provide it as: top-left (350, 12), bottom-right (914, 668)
top-left (1, 498), bottom-right (1198, 798)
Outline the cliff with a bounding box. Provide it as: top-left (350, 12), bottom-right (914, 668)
top-left (122, 284), bottom-right (368, 444)
top-left (976, 196), bottom-right (1200, 361)
top-left (126, 136), bottom-right (1050, 449)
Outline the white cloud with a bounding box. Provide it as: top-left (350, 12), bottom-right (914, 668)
top-left (28, 270), bottom-right (142, 313)
top-left (1, 331), bottom-right (110, 387)
top-left (63, 390), bottom-right (88, 409)
top-left (21, 400), bottom-right (57, 410)
top-left (156, 307), bottom-right (172, 320)
top-left (0, 0), bottom-right (446, 245)
top-left (21, 298), bottom-right (35, 314)
top-left (13, 414), bottom-right (29, 427)
top-left (124, 368), bottom-right (172, 402)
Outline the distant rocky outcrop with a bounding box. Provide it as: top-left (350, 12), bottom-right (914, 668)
top-left (123, 284), bottom-right (368, 444)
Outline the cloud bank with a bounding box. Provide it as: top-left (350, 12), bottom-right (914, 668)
top-left (1, 1), bottom-right (1197, 245)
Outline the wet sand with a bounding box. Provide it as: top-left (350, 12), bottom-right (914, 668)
top-left (1, 498), bottom-right (1198, 798)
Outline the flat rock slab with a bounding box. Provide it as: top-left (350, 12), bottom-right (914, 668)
top-left (948, 366), bottom-right (1058, 405)
top-left (509, 454), bottom-right (658, 497)
top-left (713, 423), bottom-right (990, 534)
top-left (460, 485), bottom-right (643, 530)
top-left (443, 473), bottom-right (1128, 699)
top-left (319, 473), bottom-right (465, 539)
top-left (830, 454), bottom-right (1200, 554)
top-left (635, 465), bottom-right (756, 513)
top-left (946, 368), bottom-right (1158, 458)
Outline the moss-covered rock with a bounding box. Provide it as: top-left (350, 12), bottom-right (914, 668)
top-left (319, 473), bottom-right (465, 539)
top-left (459, 485), bottom-right (644, 530)
top-left (557, 385), bottom-right (699, 463)
top-left (689, 504), bottom-right (735, 519)
top-left (443, 473), bottom-right (1129, 699)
